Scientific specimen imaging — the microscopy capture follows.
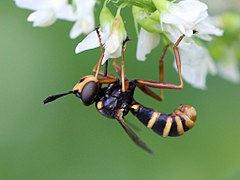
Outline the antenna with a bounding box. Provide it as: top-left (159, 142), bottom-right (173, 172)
top-left (43, 91), bottom-right (73, 104)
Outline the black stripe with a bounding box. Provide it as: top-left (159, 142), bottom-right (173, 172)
top-left (134, 106), bottom-right (154, 126)
top-left (180, 116), bottom-right (190, 132)
top-left (168, 116), bottom-right (179, 137)
top-left (152, 114), bottom-right (168, 136)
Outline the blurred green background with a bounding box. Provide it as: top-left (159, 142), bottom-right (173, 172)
top-left (1, 1), bottom-right (240, 180)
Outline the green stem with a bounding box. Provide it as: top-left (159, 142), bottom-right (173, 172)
top-left (123, 0), bottom-right (156, 12)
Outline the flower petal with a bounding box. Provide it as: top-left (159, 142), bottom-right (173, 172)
top-left (136, 28), bottom-right (160, 61)
top-left (217, 48), bottom-right (240, 83)
top-left (69, 0), bottom-right (96, 39)
top-left (51, 0), bottom-right (76, 21)
top-left (161, 0), bottom-right (209, 38)
top-left (175, 41), bottom-right (216, 89)
top-left (101, 46), bottom-right (122, 65)
top-left (165, 0), bottom-right (208, 24)
top-left (163, 25), bottom-right (192, 49)
top-left (105, 33), bottom-right (121, 55)
top-left (70, 15), bottom-right (95, 39)
top-left (75, 30), bottom-right (102, 54)
top-left (27, 9), bottom-right (57, 27)
top-left (14, 0), bottom-right (50, 11)
top-left (101, 53), bottom-right (110, 65)
top-left (195, 21), bottom-right (224, 40)
top-left (56, 5), bottom-right (76, 21)
top-left (70, 20), bottom-right (84, 39)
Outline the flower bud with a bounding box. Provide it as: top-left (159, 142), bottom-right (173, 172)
top-left (99, 1), bottom-right (114, 34)
top-left (132, 6), bottom-right (161, 33)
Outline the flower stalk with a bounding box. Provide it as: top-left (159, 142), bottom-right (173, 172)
top-left (123, 0), bottom-right (156, 12)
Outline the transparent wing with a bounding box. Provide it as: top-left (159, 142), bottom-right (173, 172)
top-left (115, 110), bottom-right (154, 154)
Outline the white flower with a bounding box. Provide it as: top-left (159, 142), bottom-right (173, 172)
top-left (14, 0), bottom-right (75, 27)
top-left (194, 20), bottom-right (224, 41)
top-left (74, 30), bottom-right (103, 54)
top-left (15, 0), bottom-right (97, 38)
top-left (136, 0), bottom-right (223, 61)
top-left (159, 0), bottom-right (223, 39)
top-left (160, 0), bottom-right (208, 37)
top-left (175, 40), bottom-right (217, 89)
top-left (15, 0), bottom-right (50, 11)
top-left (132, 6), bottom-right (162, 61)
top-left (75, 3), bottom-right (114, 55)
top-left (69, 0), bottom-right (96, 39)
top-left (216, 48), bottom-right (240, 83)
top-left (75, 5), bottom-right (127, 64)
top-left (102, 14), bottom-right (127, 64)
top-left (164, 28), bottom-right (217, 89)
top-left (27, 9), bottom-right (57, 27)
top-left (134, 0), bottom-right (223, 89)
top-left (136, 28), bottom-right (160, 61)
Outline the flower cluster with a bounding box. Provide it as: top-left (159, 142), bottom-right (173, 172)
top-left (133, 0), bottom-right (223, 89)
top-left (207, 12), bottom-right (240, 84)
top-left (14, 0), bottom-right (96, 39)
top-left (15, 0), bottom-right (239, 89)
top-left (75, 2), bottom-right (127, 64)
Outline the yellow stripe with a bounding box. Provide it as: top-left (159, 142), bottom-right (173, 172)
top-left (163, 117), bottom-right (172, 137)
top-left (175, 116), bottom-right (184, 135)
top-left (174, 110), bottom-right (195, 129)
top-left (174, 110), bottom-right (182, 115)
top-left (147, 112), bottom-right (160, 129)
top-left (181, 114), bottom-right (194, 129)
top-left (131, 104), bottom-right (140, 112)
top-left (97, 101), bottom-right (103, 110)
top-left (72, 76), bottom-right (98, 93)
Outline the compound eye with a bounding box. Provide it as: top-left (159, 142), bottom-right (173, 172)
top-left (81, 81), bottom-right (99, 106)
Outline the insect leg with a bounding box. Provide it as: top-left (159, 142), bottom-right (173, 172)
top-left (111, 38), bottom-right (130, 92)
top-left (97, 76), bottom-right (119, 84)
top-left (94, 27), bottom-right (105, 78)
top-left (159, 44), bottom-right (169, 100)
top-left (135, 35), bottom-right (185, 90)
top-left (135, 45), bottom-right (169, 101)
top-left (112, 58), bottom-right (121, 77)
top-left (92, 64), bottom-right (116, 79)
top-left (120, 37), bottom-right (130, 92)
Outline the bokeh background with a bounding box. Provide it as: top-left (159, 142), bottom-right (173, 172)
top-left (1, 1), bottom-right (240, 180)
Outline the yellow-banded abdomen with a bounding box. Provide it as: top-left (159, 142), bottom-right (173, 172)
top-left (130, 103), bottom-right (197, 137)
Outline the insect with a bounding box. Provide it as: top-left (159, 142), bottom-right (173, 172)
top-left (43, 28), bottom-right (197, 154)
